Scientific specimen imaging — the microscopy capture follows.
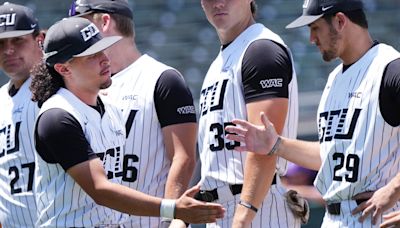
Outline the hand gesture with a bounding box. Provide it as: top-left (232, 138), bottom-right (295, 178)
top-left (352, 185), bottom-right (399, 225)
top-left (225, 112), bottom-right (279, 155)
top-left (174, 185), bottom-right (225, 224)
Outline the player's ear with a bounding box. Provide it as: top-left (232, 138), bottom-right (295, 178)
top-left (35, 30), bottom-right (46, 49)
top-left (334, 12), bottom-right (347, 31)
top-left (100, 13), bottom-right (112, 33)
top-left (53, 63), bottom-right (72, 78)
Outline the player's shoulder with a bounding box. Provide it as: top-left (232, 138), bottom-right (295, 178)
top-left (386, 58), bottom-right (400, 72)
top-left (243, 39), bottom-right (292, 71)
top-left (141, 54), bottom-right (174, 70)
top-left (247, 39), bottom-right (288, 57)
top-left (381, 58), bottom-right (400, 88)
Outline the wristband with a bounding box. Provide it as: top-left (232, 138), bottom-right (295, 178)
top-left (160, 199), bottom-right (176, 219)
top-left (268, 136), bottom-right (282, 155)
top-left (238, 200), bottom-right (258, 213)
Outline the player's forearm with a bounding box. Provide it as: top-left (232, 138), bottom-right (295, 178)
top-left (387, 173), bottom-right (400, 201)
top-left (162, 123), bottom-right (197, 199)
top-left (233, 153), bottom-right (277, 225)
top-left (164, 155), bottom-right (195, 199)
top-left (163, 151), bottom-right (196, 227)
top-left (93, 181), bottom-right (162, 216)
top-left (277, 138), bottom-right (321, 170)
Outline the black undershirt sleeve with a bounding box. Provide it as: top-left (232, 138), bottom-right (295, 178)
top-left (242, 39), bottom-right (293, 103)
top-left (35, 108), bottom-right (97, 171)
top-left (154, 69), bottom-right (197, 128)
top-left (379, 58), bottom-right (400, 127)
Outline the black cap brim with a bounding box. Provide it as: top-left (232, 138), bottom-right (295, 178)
top-left (286, 14), bottom-right (324, 29)
top-left (0, 29), bottom-right (35, 39)
top-left (73, 35), bottom-right (122, 57)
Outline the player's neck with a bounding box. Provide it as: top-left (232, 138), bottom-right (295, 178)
top-left (218, 18), bottom-right (255, 46)
top-left (109, 37), bottom-right (142, 74)
top-left (9, 74), bottom-right (30, 90)
top-left (340, 28), bottom-right (373, 65)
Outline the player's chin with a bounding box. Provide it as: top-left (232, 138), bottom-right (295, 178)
top-left (100, 78), bottom-right (112, 89)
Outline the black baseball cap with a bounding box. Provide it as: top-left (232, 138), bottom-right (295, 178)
top-left (286, 0), bottom-right (364, 29)
top-left (0, 2), bottom-right (39, 39)
top-left (68, 0), bottom-right (133, 18)
top-left (44, 17), bottom-right (121, 66)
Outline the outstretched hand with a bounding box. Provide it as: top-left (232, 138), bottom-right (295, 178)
top-left (352, 184), bottom-right (400, 225)
top-left (174, 185), bottom-right (225, 224)
top-left (225, 112), bottom-right (279, 155)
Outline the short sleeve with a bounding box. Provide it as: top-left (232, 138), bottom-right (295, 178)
top-left (242, 39), bottom-right (293, 103)
top-left (154, 69), bottom-right (197, 127)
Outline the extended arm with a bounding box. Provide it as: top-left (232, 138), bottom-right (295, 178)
top-left (68, 157), bottom-right (223, 223)
top-left (226, 112), bottom-right (321, 170)
top-left (35, 109), bottom-right (223, 224)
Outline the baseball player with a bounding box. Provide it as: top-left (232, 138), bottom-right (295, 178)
top-left (68, 0), bottom-right (198, 227)
top-left (0, 3), bottom-right (44, 227)
top-left (225, 0), bottom-right (400, 227)
top-left (30, 17), bottom-right (224, 227)
top-left (197, 0), bottom-right (301, 227)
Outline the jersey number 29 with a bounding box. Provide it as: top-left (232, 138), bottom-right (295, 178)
top-left (332, 152), bottom-right (360, 183)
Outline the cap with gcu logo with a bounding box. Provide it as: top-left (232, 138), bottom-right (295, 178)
top-left (0, 2), bottom-right (39, 39)
top-left (286, 0), bottom-right (364, 29)
top-left (68, 0), bottom-right (133, 18)
top-left (44, 17), bottom-right (121, 66)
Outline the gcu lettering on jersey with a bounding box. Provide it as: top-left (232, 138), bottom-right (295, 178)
top-left (199, 79), bottom-right (228, 116)
top-left (318, 108), bottom-right (361, 142)
top-left (0, 122), bottom-right (20, 157)
top-left (80, 23), bottom-right (99, 41)
top-left (259, 78), bottom-right (283, 89)
top-left (0, 13), bottom-right (15, 27)
top-left (97, 146), bottom-right (124, 179)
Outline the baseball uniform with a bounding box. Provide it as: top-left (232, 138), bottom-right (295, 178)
top-left (198, 23), bottom-right (300, 227)
top-left (102, 54), bottom-right (196, 227)
top-left (0, 78), bottom-right (38, 228)
top-left (316, 43), bottom-right (400, 227)
top-left (34, 88), bottom-right (126, 227)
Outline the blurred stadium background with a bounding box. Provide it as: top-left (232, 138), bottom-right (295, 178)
top-left (1, 0), bottom-right (399, 227)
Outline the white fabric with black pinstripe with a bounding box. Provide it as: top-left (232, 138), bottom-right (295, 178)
top-left (316, 43), bottom-right (400, 227)
top-left (35, 88), bottom-right (126, 227)
top-left (104, 55), bottom-right (173, 227)
top-left (0, 78), bottom-right (38, 228)
top-left (198, 23), bottom-right (299, 227)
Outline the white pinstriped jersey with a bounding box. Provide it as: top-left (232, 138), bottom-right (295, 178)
top-left (316, 43), bottom-right (400, 205)
top-left (198, 23), bottom-right (299, 228)
top-left (198, 23), bottom-right (299, 190)
top-left (0, 78), bottom-right (38, 228)
top-left (35, 88), bottom-right (126, 227)
top-left (103, 54), bottom-right (173, 227)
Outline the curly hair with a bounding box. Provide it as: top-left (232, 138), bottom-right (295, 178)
top-left (30, 62), bottom-right (65, 107)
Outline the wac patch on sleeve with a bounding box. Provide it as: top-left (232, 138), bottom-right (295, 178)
top-left (259, 78), bottom-right (283, 89)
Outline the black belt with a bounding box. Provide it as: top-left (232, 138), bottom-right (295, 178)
top-left (327, 198), bottom-right (368, 215)
top-left (195, 175), bottom-right (277, 202)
